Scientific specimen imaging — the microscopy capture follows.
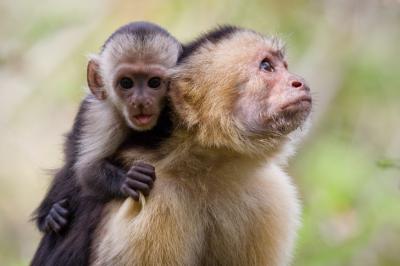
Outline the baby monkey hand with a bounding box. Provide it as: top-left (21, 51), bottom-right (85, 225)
top-left (121, 162), bottom-right (156, 201)
top-left (43, 199), bottom-right (69, 233)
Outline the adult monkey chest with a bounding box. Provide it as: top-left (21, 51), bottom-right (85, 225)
top-left (91, 160), bottom-right (299, 266)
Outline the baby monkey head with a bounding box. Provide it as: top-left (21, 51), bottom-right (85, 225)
top-left (87, 22), bottom-right (182, 131)
top-left (171, 26), bottom-right (312, 156)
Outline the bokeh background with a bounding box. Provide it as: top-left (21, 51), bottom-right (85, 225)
top-left (0, 0), bottom-right (399, 265)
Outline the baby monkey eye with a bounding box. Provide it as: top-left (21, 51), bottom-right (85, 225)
top-left (148, 77), bottom-right (161, 89)
top-left (260, 59), bottom-right (274, 72)
top-left (119, 77), bottom-right (134, 89)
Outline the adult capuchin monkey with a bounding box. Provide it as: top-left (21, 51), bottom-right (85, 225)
top-left (91, 26), bottom-right (312, 266)
top-left (30, 22), bottom-right (182, 266)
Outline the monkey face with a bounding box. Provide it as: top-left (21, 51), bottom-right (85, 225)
top-left (87, 28), bottom-right (181, 132)
top-left (111, 63), bottom-right (168, 131)
top-left (171, 29), bottom-right (311, 155)
top-left (87, 59), bottom-right (169, 132)
top-left (233, 51), bottom-right (311, 137)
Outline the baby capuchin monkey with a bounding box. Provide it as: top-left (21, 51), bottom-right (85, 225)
top-left (30, 22), bottom-right (181, 266)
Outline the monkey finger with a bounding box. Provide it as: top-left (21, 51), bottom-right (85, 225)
top-left (128, 165), bottom-right (153, 176)
top-left (125, 179), bottom-right (150, 195)
top-left (50, 209), bottom-right (68, 226)
top-left (127, 171), bottom-right (154, 185)
top-left (121, 184), bottom-right (139, 199)
top-left (132, 161), bottom-right (155, 171)
top-left (58, 199), bottom-right (69, 207)
top-left (53, 204), bottom-right (69, 217)
top-left (122, 186), bottom-right (140, 201)
top-left (132, 166), bottom-right (156, 180)
top-left (46, 215), bottom-right (61, 233)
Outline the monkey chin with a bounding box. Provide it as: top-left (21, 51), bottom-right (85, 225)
top-left (274, 100), bottom-right (312, 135)
top-left (254, 100), bottom-right (311, 138)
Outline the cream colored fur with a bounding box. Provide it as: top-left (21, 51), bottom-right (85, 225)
top-left (91, 139), bottom-right (301, 266)
top-left (74, 96), bottom-right (128, 185)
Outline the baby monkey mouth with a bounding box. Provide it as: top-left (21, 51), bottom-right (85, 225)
top-left (133, 114), bottom-right (154, 126)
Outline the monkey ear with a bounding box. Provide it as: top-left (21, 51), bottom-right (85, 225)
top-left (87, 59), bottom-right (107, 100)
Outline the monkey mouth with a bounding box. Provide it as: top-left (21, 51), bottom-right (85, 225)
top-left (133, 114), bottom-right (154, 126)
top-left (268, 95), bottom-right (312, 134)
top-left (280, 95), bottom-right (312, 112)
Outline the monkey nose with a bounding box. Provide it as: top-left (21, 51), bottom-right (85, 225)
top-left (144, 99), bottom-right (152, 107)
top-left (290, 79), bottom-right (309, 92)
top-left (291, 81), bottom-right (302, 88)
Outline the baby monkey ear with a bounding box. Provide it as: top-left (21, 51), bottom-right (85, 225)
top-left (87, 59), bottom-right (107, 100)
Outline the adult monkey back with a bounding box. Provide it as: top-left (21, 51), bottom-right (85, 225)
top-left (92, 26), bottom-right (312, 266)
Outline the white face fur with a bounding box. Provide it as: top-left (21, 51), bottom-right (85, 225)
top-left (87, 32), bottom-right (181, 131)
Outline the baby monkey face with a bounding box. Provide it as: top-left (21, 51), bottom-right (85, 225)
top-left (87, 58), bottom-right (169, 132)
top-left (112, 62), bottom-right (168, 131)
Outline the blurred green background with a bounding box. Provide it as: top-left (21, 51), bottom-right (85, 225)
top-left (0, 0), bottom-right (399, 265)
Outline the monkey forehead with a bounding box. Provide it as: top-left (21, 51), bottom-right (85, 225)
top-left (112, 63), bottom-right (168, 78)
top-left (229, 30), bottom-right (285, 54)
top-left (100, 33), bottom-right (182, 73)
top-left (173, 31), bottom-right (285, 89)
top-left (178, 29), bottom-right (285, 71)
top-left (212, 31), bottom-right (285, 68)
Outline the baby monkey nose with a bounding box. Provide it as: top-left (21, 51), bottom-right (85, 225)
top-left (135, 99), bottom-right (152, 110)
top-left (144, 99), bottom-right (152, 107)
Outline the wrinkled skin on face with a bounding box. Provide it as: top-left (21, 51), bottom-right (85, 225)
top-left (170, 31), bottom-right (311, 155)
top-left (233, 48), bottom-right (311, 137)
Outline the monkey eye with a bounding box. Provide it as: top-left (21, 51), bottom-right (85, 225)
top-left (260, 59), bottom-right (274, 72)
top-left (148, 77), bottom-right (161, 89)
top-left (119, 77), bottom-right (134, 89)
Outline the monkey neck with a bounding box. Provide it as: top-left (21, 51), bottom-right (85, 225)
top-left (122, 105), bottom-right (173, 150)
top-left (157, 127), bottom-right (276, 178)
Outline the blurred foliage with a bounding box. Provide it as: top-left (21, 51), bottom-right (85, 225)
top-left (377, 158), bottom-right (400, 170)
top-left (0, 0), bottom-right (399, 265)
